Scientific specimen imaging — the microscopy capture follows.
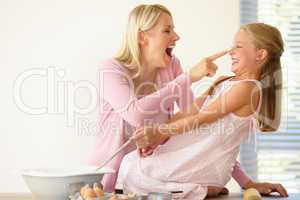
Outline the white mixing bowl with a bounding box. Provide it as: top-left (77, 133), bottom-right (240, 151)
top-left (21, 166), bottom-right (115, 200)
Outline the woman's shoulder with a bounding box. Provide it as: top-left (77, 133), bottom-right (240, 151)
top-left (100, 57), bottom-right (127, 72)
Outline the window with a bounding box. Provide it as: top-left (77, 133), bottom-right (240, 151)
top-left (240, 0), bottom-right (300, 192)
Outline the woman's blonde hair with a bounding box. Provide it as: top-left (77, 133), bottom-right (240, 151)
top-left (241, 23), bottom-right (284, 132)
top-left (115, 4), bottom-right (172, 79)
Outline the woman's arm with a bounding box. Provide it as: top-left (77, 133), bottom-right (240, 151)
top-left (101, 55), bottom-right (221, 128)
top-left (100, 59), bottom-right (192, 127)
top-left (171, 57), bottom-right (195, 114)
top-left (170, 51), bottom-right (229, 117)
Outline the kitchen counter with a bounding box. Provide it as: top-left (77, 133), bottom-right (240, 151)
top-left (0, 193), bottom-right (33, 200)
top-left (0, 193), bottom-right (299, 200)
top-left (209, 193), bottom-right (299, 200)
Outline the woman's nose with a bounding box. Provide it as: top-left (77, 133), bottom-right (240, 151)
top-left (174, 32), bottom-right (180, 41)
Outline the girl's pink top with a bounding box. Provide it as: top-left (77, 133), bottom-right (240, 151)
top-left (87, 56), bottom-right (250, 192)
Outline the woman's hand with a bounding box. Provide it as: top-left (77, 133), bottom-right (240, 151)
top-left (188, 50), bottom-right (228, 83)
top-left (244, 180), bottom-right (288, 197)
top-left (138, 135), bottom-right (169, 157)
top-left (206, 186), bottom-right (229, 198)
top-left (133, 126), bottom-right (168, 153)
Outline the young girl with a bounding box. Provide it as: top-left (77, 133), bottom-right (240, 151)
top-left (118, 23), bottom-right (287, 199)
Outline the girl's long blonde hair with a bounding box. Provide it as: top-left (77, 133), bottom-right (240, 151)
top-left (210, 23), bottom-right (284, 132)
top-left (241, 23), bottom-right (284, 132)
top-left (115, 4), bottom-right (172, 79)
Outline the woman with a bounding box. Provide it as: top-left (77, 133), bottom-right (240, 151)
top-left (125, 23), bottom-right (288, 199)
top-left (88, 4), bottom-right (287, 196)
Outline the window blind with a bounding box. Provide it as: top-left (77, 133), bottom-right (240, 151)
top-left (239, 0), bottom-right (259, 182)
top-left (240, 0), bottom-right (300, 192)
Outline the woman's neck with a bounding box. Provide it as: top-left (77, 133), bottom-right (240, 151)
top-left (132, 60), bottom-right (159, 96)
top-left (138, 59), bottom-right (159, 83)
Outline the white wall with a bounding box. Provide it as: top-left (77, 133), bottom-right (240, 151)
top-left (0, 0), bottom-right (240, 193)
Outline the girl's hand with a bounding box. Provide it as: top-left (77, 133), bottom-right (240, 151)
top-left (206, 186), bottom-right (229, 198)
top-left (244, 180), bottom-right (288, 197)
top-left (188, 50), bottom-right (228, 83)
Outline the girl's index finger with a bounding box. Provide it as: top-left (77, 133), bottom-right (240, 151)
top-left (206, 50), bottom-right (228, 61)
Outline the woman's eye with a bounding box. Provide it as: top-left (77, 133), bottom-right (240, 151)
top-left (164, 30), bottom-right (171, 33)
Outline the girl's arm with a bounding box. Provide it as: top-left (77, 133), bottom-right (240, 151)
top-left (233, 162), bottom-right (288, 197)
top-left (167, 76), bottom-right (232, 123)
top-left (158, 80), bottom-right (259, 136)
top-left (138, 78), bottom-right (228, 156)
top-left (134, 80), bottom-right (260, 147)
top-left (232, 161), bottom-right (251, 187)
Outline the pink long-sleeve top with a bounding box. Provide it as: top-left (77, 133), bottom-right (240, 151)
top-left (88, 56), bottom-right (250, 192)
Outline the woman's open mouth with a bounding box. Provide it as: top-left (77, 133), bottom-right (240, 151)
top-left (166, 45), bottom-right (175, 57)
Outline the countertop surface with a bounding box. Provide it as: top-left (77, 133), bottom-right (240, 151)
top-left (0, 193), bottom-right (299, 200)
top-left (208, 193), bottom-right (299, 200)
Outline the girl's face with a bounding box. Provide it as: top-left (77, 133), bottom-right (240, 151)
top-left (229, 29), bottom-right (261, 75)
top-left (141, 12), bottom-right (180, 68)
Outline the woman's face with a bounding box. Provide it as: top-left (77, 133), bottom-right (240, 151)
top-left (229, 29), bottom-right (260, 75)
top-left (141, 12), bottom-right (180, 68)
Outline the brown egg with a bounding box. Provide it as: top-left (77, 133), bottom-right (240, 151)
top-left (84, 187), bottom-right (97, 199)
top-left (93, 183), bottom-right (105, 197)
top-left (80, 185), bottom-right (89, 198)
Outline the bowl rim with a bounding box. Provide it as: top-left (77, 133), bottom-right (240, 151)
top-left (20, 166), bottom-right (115, 178)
